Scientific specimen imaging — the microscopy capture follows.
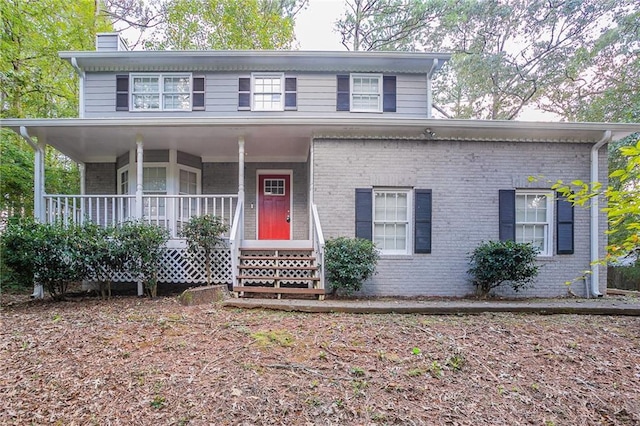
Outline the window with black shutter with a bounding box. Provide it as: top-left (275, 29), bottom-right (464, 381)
top-left (192, 76), bottom-right (205, 110)
top-left (383, 75), bottom-right (396, 112)
top-left (116, 75), bottom-right (129, 111)
top-left (238, 77), bottom-right (251, 110)
top-left (556, 195), bottom-right (574, 254)
top-left (355, 188), bottom-right (373, 241)
top-left (499, 190), bottom-right (516, 242)
top-left (284, 77), bottom-right (297, 110)
top-left (336, 75), bottom-right (350, 111)
top-left (414, 189), bottom-right (432, 253)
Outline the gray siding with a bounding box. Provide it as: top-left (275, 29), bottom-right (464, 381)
top-left (312, 138), bottom-right (607, 298)
top-left (85, 163), bottom-right (116, 194)
top-left (84, 71), bottom-right (428, 118)
top-left (202, 161), bottom-right (309, 240)
top-left (178, 151), bottom-right (202, 169)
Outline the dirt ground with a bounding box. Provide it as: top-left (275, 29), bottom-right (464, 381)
top-left (1, 292), bottom-right (639, 425)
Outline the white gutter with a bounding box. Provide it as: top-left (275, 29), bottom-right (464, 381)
top-left (589, 130), bottom-right (611, 297)
top-left (70, 57), bottom-right (85, 118)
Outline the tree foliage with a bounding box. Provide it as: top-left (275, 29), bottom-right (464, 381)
top-left (554, 139), bottom-right (640, 262)
top-left (336, 0), bottom-right (639, 121)
top-left (134, 0), bottom-right (305, 50)
top-left (1, 0), bottom-right (111, 217)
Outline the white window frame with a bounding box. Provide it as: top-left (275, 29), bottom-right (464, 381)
top-left (350, 73), bottom-right (383, 113)
top-left (251, 73), bottom-right (285, 111)
top-left (130, 73), bottom-right (192, 112)
top-left (117, 166), bottom-right (130, 195)
top-left (373, 188), bottom-right (412, 255)
top-left (515, 190), bottom-right (554, 257)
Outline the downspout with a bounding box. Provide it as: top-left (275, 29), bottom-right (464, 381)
top-left (70, 58), bottom-right (85, 118)
top-left (426, 58), bottom-right (438, 118)
top-left (20, 126), bottom-right (45, 299)
top-left (589, 130), bottom-right (611, 297)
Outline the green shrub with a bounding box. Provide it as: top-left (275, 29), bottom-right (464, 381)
top-left (324, 237), bottom-right (379, 295)
top-left (81, 223), bottom-right (130, 299)
top-left (468, 240), bottom-right (540, 296)
top-left (0, 217), bottom-right (40, 290)
top-left (118, 221), bottom-right (169, 298)
top-left (180, 215), bottom-right (228, 285)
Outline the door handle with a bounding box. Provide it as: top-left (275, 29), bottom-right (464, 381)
top-left (286, 210), bottom-right (290, 223)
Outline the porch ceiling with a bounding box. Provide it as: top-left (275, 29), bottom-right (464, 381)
top-left (3, 117), bottom-right (639, 164)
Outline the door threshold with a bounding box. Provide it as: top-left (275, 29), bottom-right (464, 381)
top-left (242, 239), bottom-right (313, 249)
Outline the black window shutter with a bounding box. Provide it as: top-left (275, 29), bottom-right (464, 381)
top-left (192, 76), bottom-right (205, 110)
top-left (499, 190), bottom-right (516, 241)
top-left (556, 194), bottom-right (574, 254)
top-left (238, 77), bottom-right (250, 110)
top-left (336, 75), bottom-right (350, 111)
top-left (284, 77), bottom-right (297, 110)
top-left (383, 75), bottom-right (396, 112)
top-left (116, 74), bottom-right (129, 111)
top-left (355, 188), bottom-right (372, 240)
top-left (414, 189), bottom-right (432, 253)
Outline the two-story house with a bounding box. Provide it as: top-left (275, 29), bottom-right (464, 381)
top-left (3, 33), bottom-right (640, 299)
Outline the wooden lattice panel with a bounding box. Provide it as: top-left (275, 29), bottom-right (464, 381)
top-left (112, 247), bottom-right (232, 284)
top-left (238, 248), bottom-right (317, 287)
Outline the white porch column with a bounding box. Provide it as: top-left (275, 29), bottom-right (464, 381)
top-left (136, 137), bottom-right (144, 296)
top-left (33, 143), bottom-right (46, 223)
top-left (135, 137), bottom-right (144, 219)
top-left (238, 136), bottom-right (245, 204)
top-left (79, 163), bottom-right (86, 195)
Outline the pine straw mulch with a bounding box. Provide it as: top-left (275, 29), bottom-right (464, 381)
top-left (1, 292), bottom-right (640, 425)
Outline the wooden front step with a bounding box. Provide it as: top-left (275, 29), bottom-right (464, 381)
top-left (236, 246), bottom-right (323, 300)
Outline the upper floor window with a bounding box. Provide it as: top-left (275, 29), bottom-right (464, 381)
top-left (351, 74), bottom-right (382, 112)
top-left (132, 74), bottom-right (190, 111)
top-left (116, 74), bottom-right (205, 112)
top-left (337, 74), bottom-right (396, 113)
top-left (238, 74), bottom-right (297, 111)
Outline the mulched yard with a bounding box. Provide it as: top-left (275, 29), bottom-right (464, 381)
top-left (1, 292), bottom-right (639, 425)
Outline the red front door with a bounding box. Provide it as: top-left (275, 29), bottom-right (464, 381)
top-left (258, 174), bottom-right (291, 240)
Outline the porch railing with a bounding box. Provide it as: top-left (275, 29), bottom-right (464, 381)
top-left (44, 194), bottom-right (238, 239)
top-left (228, 199), bottom-right (244, 287)
top-left (311, 203), bottom-right (325, 291)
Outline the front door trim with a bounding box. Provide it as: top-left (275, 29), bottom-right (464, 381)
top-left (256, 169), bottom-right (293, 240)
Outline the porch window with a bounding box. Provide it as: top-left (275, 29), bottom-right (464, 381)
top-left (373, 189), bottom-right (411, 255)
top-left (143, 166), bottom-right (167, 217)
top-left (131, 73), bottom-right (191, 111)
top-left (178, 168), bottom-right (200, 226)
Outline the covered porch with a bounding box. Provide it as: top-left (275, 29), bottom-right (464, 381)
top-left (9, 118), bottom-right (329, 298)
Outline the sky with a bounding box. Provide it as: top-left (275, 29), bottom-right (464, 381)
top-left (294, 0), bottom-right (345, 50)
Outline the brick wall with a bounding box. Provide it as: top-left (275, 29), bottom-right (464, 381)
top-left (312, 138), bottom-right (608, 298)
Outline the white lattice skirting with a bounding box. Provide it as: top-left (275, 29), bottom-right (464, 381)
top-left (112, 248), bottom-right (232, 284)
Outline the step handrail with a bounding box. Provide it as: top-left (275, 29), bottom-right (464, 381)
top-left (311, 203), bottom-right (325, 291)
